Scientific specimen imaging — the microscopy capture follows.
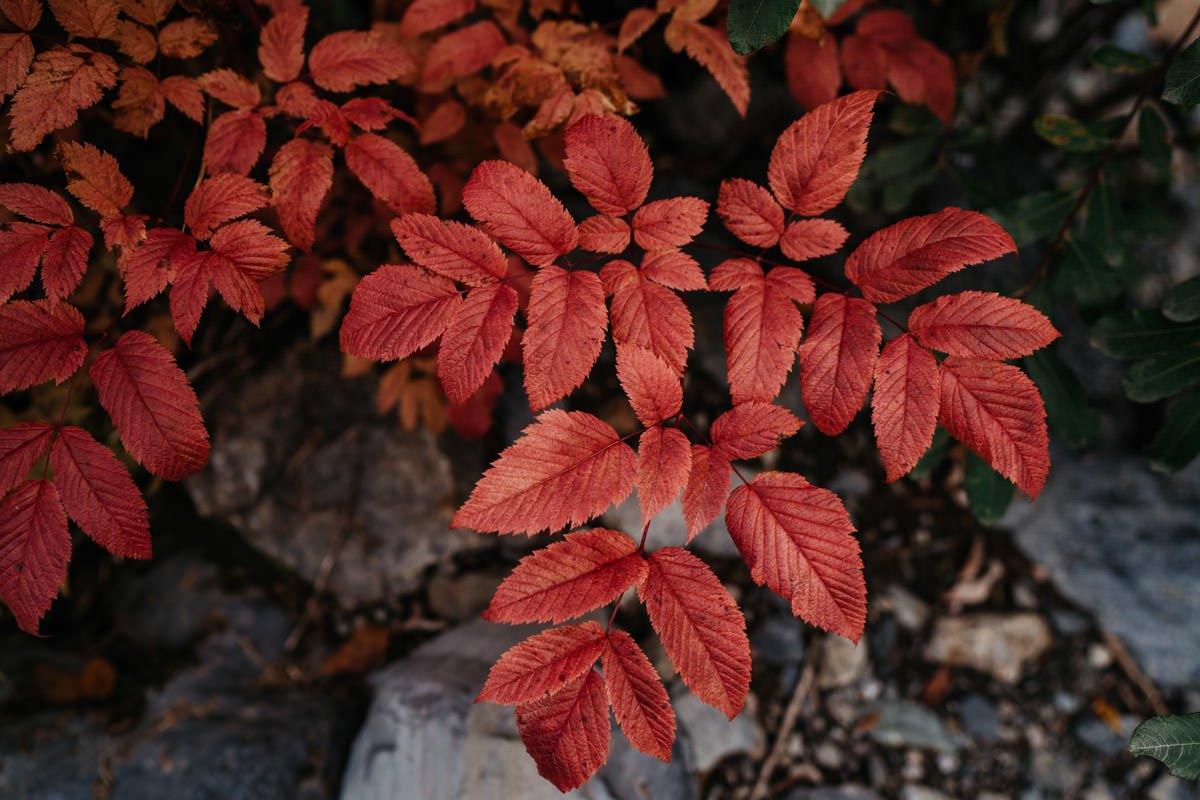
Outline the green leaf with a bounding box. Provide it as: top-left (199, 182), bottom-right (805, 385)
top-left (810, 0), bottom-right (848, 19)
top-left (1023, 347), bottom-right (1099, 449)
top-left (1163, 276), bottom-right (1200, 323)
top-left (1163, 39), bottom-right (1200, 110)
top-left (1055, 237), bottom-right (1123, 312)
top-left (1123, 346), bottom-right (1200, 402)
top-left (727, 0), bottom-right (801, 54)
top-left (883, 166), bottom-right (938, 214)
top-left (908, 427), bottom-right (951, 481)
top-left (1091, 44), bottom-right (1153, 74)
top-left (1083, 178), bottom-right (1124, 265)
top-left (1034, 114), bottom-right (1115, 152)
top-left (989, 191), bottom-right (1075, 247)
top-left (965, 452), bottom-right (1014, 526)
top-left (1138, 107), bottom-right (1173, 172)
top-left (1092, 310), bottom-right (1200, 359)
top-left (1129, 712), bottom-right (1200, 779)
top-left (1145, 387), bottom-right (1200, 472)
top-left (868, 135), bottom-right (940, 181)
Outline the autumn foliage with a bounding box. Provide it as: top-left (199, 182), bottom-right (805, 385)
top-left (0, 0), bottom-right (1053, 792)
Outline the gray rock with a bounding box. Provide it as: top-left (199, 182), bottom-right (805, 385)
top-left (1147, 774), bottom-right (1200, 800)
top-left (1074, 715), bottom-right (1139, 756)
top-left (901, 786), bottom-right (953, 800)
top-left (882, 585), bottom-right (931, 633)
top-left (111, 551), bottom-right (223, 649)
top-left (1031, 749), bottom-right (1084, 796)
top-left (671, 688), bottom-right (764, 772)
top-left (603, 480), bottom-right (744, 559)
top-left (187, 349), bottom-right (488, 607)
top-left (426, 570), bottom-right (504, 622)
top-left (0, 712), bottom-right (114, 800)
top-left (752, 615), bottom-right (807, 664)
top-left (784, 787), bottom-right (882, 800)
top-left (923, 613), bottom-right (1052, 684)
top-left (868, 700), bottom-right (971, 754)
top-left (1001, 454), bottom-right (1200, 688)
top-left (818, 634), bottom-right (869, 689)
top-left (959, 694), bottom-right (1001, 741)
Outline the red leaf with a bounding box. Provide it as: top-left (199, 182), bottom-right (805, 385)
top-left (881, 38), bottom-right (955, 124)
top-left (663, 18), bottom-right (748, 117)
top-left (168, 251), bottom-right (212, 343)
top-left (41, 226), bottom-right (92, 301)
top-left (162, 75), bottom-right (204, 122)
top-left (345, 133), bottom-right (436, 215)
top-left (726, 472), bottom-right (866, 640)
top-left (523, 265), bottom-right (606, 409)
top-left (484, 527), bottom-right (647, 624)
top-left (840, 34), bottom-right (887, 91)
top-left (420, 20), bottom-right (506, 89)
top-left (268, 138), bottom-right (333, 253)
top-left (616, 345), bottom-right (682, 426)
top-left (767, 266), bottom-right (816, 305)
top-left (605, 262), bottom-right (693, 376)
top-left (632, 197), bottom-right (708, 252)
top-left (0, 422), bottom-right (53, 498)
top-left (100, 213), bottom-right (147, 252)
top-left (871, 333), bottom-right (940, 481)
top-left (0, 300), bottom-right (86, 394)
top-left (716, 178), bottom-right (784, 248)
top-left (49, 426), bottom-right (150, 559)
top-left (563, 114), bottom-right (653, 217)
top-left (938, 357), bottom-right (1049, 499)
top-left (640, 547), bottom-right (750, 718)
top-left (258, 5), bottom-right (307, 84)
top-left (0, 184), bottom-right (73, 226)
top-left (907, 291), bottom-right (1060, 360)
top-left (785, 33), bottom-right (841, 110)
top-left (779, 218), bottom-right (848, 262)
top-left (208, 219), bottom-right (289, 280)
top-left (0, 222), bottom-right (50, 302)
top-left (845, 208), bottom-right (1017, 304)
top-left (637, 426), bottom-right (691, 524)
top-left (341, 97), bottom-right (413, 131)
top-left (711, 402), bottom-right (802, 461)
top-left (479, 621), bottom-right (607, 704)
top-left (0, 33), bottom-right (34, 102)
top-left (453, 409), bottom-right (637, 535)
top-left (122, 228), bottom-right (193, 312)
top-left (48, 0), bottom-right (117, 40)
top-left (603, 630), bottom-right (674, 761)
top-left (58, 141), bottom-right (131, 219)
top-left (682, 444), bottom-right (731, 540)
top-left (577, 214), bottom-right (631, 254)
top-left (308, 30), bottom-right (415, 92)
top-left (88, 330), bottom-right (210, 480)
top-left (619, 8), bottom-right (658, 51)
top-left (719, 260), bottom-right (804, 404)
top-left (0, 0), bottom-right (41, 30)
top-left (400, 0), bottom-right (475, 37)
top-left (0, 480), bottom-right (70, 633)
top-left (113, 19), bottom-right (156, 64)
top-left (390, 213), bottom-right (507, 287)
top-left (641, 251), bottom-right (706, 291)
top-left (204, 110), bottom-right (267, 176)
top-left (198, 68), bottom-right (260, 110)
top-left (339, 264), bottom-right (460, 362)
top-left (516, 669), bottom-right (610, 793)
top-left (438, 283), bottom-right (518, 405)
top-left (767, 90), bottom-right (881, 216)
top-left (419, 99), bottom-right (466, 145)
top-left (462, 160), bottom-right (578, 267)
top-left (10, 45), bottom-right (117, 152)
top-left (157, 17), bottom-right (217, 59)
top-left (799, 293), bottom-right (881, 435)
top-left (184, 174), bottom-right (268, 241)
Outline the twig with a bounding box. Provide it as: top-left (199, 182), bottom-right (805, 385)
top-left (749, 638), bottom-right (822, 800)
top-left (1099, 629), bottom-right (1170, 717)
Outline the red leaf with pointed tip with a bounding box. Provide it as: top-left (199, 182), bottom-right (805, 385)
top-left (0, 33), bottom-right (34, 102)
top-left (0, 0), bottom-right (41, 30)
top-left (0, 480), bottom-right (69, 633)
top-left (48, 0), bottom-right (117, 39)
top-left (710, 257), bottom-right (763, 291)
top-left (485, 527), bottom-right (646, 624)
top-left (258, 6), bottom-right (307, 84)
top-left (516, 669), bottom-right (610, 793)
top-left (208, 219), bottom-right (289, 280)
top-left (308, 30), bottom-right (415, 92)
top-left (479, 621), bottom-right (607, 705)
top-left (89, 331), bottom-right (209, 480)
top-left (780, 218), bottom-right (848, 262)
top-left (632, 197), bottom-right (708, 252)
top-left (390, 214), bottom-right (507, 287)
top-left (640, 547), bottom-right (750, 718)
top-left (10, 46), bottom-right (117, 152)
top-left (785, 32), bottom-right (840, 110)
top-left (0, 300), bottom-right (86, 394)
top-left (682, 444), bottom-right (731, 541)
top-left (41, 226), bottom-right (92, 301)
top-left (50, 426), bottom-right (150, 559)
top-left (198, 68), bottom-right (260, 109)
top-left (400, 0), bottom-right (475, 37)
top-left (606, 264), bottom-right (693, 375)
top-left (726, 472), bottom-right (865, 641)
top-left (616, 345), bottom-right (682, 426)
top-left (157, 17), bottom-right (217, 59)
top-left (184, 173), bottom-right (268, 240)
top-left (767, 90), bottom-right (881, 216)
top-left (637, 426), bottom-right (691, 524)
top-left (122, 228), bottom-right (193, 312)
top-left (169, 251), bottom-right (212, 344)
top-left (345, 133), bottom-right (436, 215)
top-left (767, 266), bottom-right (816, 305)
top-left (641, 251), bottom-right (706, 291)
top-left (419, 99), bottom-right (466, 145)
top-left (845, 208), bottom-right (1017, 304)
top-left (453, 409), bottom-right (637, 535)
top-left (59, 141), bottom-right (131, 219)
top-left (0, 422), bottom-right (53, 499)
top-left (463, 160), bottom-right (577, 267)
top-left (799, 293), bottom-right (881, 435)
top-left (880, 37), bottom-right (955, 124)
top-left (204, 110), bottom-right (267, 175)
top-left (871, 334), bottom-right (939, 482)
top-left (716, 178), bottom-right (784, 248)
top-left (268, 138), bottom-right (333, 253)
top-left (438, 283), bottom-right (517, 405)
top-left (340, 264), bottom-right (460, 362)
top-left (523, 266), bottom-right (606, 410)
top-left (0, 184), bottom-right (73, 226)
top-left (100, 213), bottom-right (147, 252)
top-left (722, 263), bottom-right (805, 405)
top-left (0, 223), bottom-right (50, 303)
top-left (938, 357), bottom-right (1049, 499)
top-left (421, 21), bottom-right (506, 89)
top-left (663, 19), bottom-right (748, 116)
top-left (341, 97), bottom-right (412, 132)
top-left (618, 8), bottom-right (658, 51)
top-left (907, 291), bottom-right (1060, 360)
top-left (162, 75), bottom-right (204, 122)
top-left (711, 402), bottom-right (802, 461)
top-left (563, 114), bottom-right (653, 217)
top-left (577, 215), bottom-right (631, 254)
top-left (603, 630), bottom-right (674, 761)
top-left (840, 34), bottom-right (886, 91)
